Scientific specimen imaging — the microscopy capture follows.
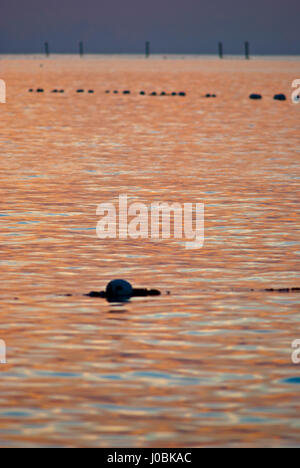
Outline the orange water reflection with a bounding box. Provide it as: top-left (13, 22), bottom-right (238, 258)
top-left (0, 56), bottom-right (300, 447)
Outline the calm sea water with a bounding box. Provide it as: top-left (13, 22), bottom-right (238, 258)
top-left (0, 56), bottom-right (300, 447)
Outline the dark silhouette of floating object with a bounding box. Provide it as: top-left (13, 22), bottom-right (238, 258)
top-left (59, 90), bottom-right (64, 93)
top-left (264, 287), bottom-right (300, 293)
top-left (171, 92), bottom-right (177, 96)
top-left (52, 89), bottom-right (58, 93)
top-left (211, 94), bottom-right (216, 98)
top-left (205, 93), bottom-right (211, 98)
top-left (123, 90), bottom-right (130, 94)
top-left (36, 88), bottom-right (44, 93)
top-left (86, 279), bottom-right (161, 302)
top-left (105, 90), bottom-right (110, 94)
top-left (28, 89), bottom-right (33, 93)
top-left (160, 92), bottom-right (167, 96)
top-left (151, 92), bottom-right (157, 96)
top-left (67, 284), bottom-right (300, 300)
top-left (274, 93), bottom-right (286, 101)
top-left (178, 92), bottom-right (186, 96)
top-left (249, 93), bottom-right (262, 100)
top-left (77, 89), bottom-right (84, 93)
top-left (140, 91), bottom-right (146, 95)
top-left (88, 90), bottom-right (94, 94)
top-left (113, 90), bottom-right (119, 94)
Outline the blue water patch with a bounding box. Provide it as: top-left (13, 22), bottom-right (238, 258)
top-left (282, 377), bottom-right (300, 385)
top-left (18, 221), bottom-right (40, 225)
top-left (35, 371), bottom-right (80, 378)
top-left (0, 411), bottom-right (32, 418)
top-left (101, 374), bottom-right (123, 381)
top-left (240, 417), bottom-right (266, 424)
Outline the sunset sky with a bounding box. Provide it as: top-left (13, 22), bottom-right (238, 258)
top-left (0, 0), bottom-right (299, 54)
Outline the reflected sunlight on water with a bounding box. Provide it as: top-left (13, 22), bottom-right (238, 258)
top-left (0, 56), bottom-right (300, 447)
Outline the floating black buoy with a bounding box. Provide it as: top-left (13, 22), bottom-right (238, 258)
top-left (28, 89), bottom-right (33, 92)
top-left (171, 92), bottom-right (177, 96)
top-left (178, 92), bottom-right (186, 96)
top-left (86, 279), bottom-right (161, 302)
top-left (140, 91), bottom-right (146, 95)
top-left (123, 90), bottom-right (130, 94)
top-left (88, 90), bottom-right (94, 94)
top-left (77, 89), bottom-right (84, 93)
top-left (211, 94), bottom-right (216, 98)
top-left (36, 88), bottom-right (44, 93)
top-left (249, 93), bottom-right (262, 100)
top-left (151, 92), bottom-right (157, 96)
top-left (274, 94), bottom-right (286, 101)
top-left (113, 90), bottom-right (119, 94)
top-left (205, 93), bottom-right (211, 98)
top-left (160, 91), bottom-right (166, 96)
top-left (59, 90), bottom-right (64, 93)
top-left (52, 89), bottom-right (58, 93)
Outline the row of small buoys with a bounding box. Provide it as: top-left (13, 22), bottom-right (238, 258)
top-left (148, 91), bottom-right (186, 96)
top-left (27, 90), bottom-right (288, 101)
top-left (105, 90), bottom-right (130, 94)
top-left (105, 90), bottom-right (186, 96)
top-left (77, 89), bottom-right (94, 93)
top-left (249, 93), bottom-right (287, 101)
top-left (28, 88), bottom-right (45, 93)
top-left (28, 89), bottom-right (94, 94)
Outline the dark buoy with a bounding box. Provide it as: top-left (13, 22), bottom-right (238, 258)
top-left (123, 90), bottom-right (130, 94)
top-left (274, 94), bottom-right (286, 101)
top-left (171, 92), bottom-right (177, 96)
top-left (28, 89), bottom-right (33, 92)
top-left (249, 93), bottom-right (262, 100)
top-left (59, 90), bottom-right (64, 93)
top-left (151, 92), bottom-right (157, 96)
top-left (88, 90), bottom-right (94, 94)
top-left (205, 93), bottom-right (211, 98)
top-left (113, 90), bottom-right (119, 94)
top-left (211, 94), bottom-right (217, 98)
top-left (77, 89), bottom-right (84, 93)
top-left (140, 91), bottom-right (146, 95)
top-left (36, 88), bottom-right (44, 93)
top-left (160, 91), bottom-right (166, 96)
top-left (106, 279), bottom-right (133, 299)
top-left (86, 279), bottom-right (161, 302)
top-left (178, 92), bottom-right (186, 96)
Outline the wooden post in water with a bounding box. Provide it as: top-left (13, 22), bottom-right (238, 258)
top-left (218, 42), bottom-right (223, 59)
top-left (145, 41), bottom-right (150, 58)
top-left (79, 42), bottom-right (84, 57)
top-left (44, 42), bottom-right (50, 57)
top-left (245, 41), bottom-right (250, 59)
